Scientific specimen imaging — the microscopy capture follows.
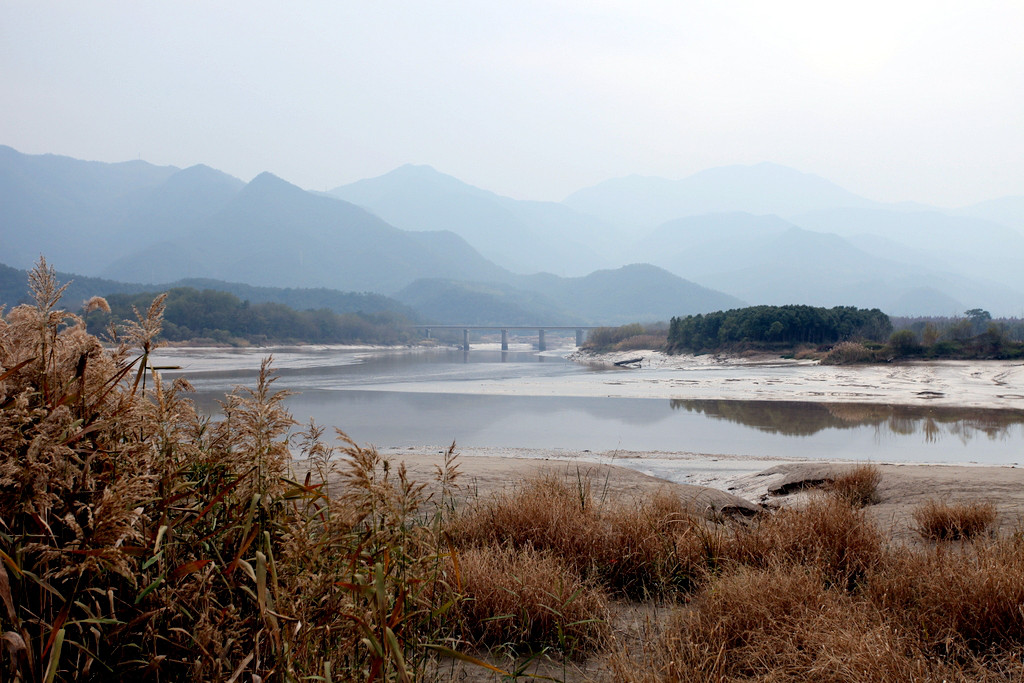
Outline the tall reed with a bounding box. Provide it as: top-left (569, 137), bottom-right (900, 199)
top-left (0, 259), bottom-right (463, 681)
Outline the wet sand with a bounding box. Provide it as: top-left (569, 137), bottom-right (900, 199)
top-left (337, 345), bottom-right (1024, 410)
top-left (568, 349), bottom-right (1024, 410)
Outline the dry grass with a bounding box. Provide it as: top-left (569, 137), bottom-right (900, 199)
top-left (869, 535), bottom-right (1024, 653)
top-left (614, 565), bottom-right (946, 682)
top-left (448, 475), bottom-right (715, 598)
top-left (449, 473), bottom-right (605, 566)
top-left (612, 334), bottom-right (666, 352)
top-left (828, 463), bottom-right (882, 507)
top-left (612, 507), bottom-right (1024, 682)
top-left (454, 545), bottom-right (608, 654)
top-left (913, 499), bottom-right (998, 540)
top-left (725, 496), bottom-right (884, 588)
top-left (821, 340), bottom-right (877, 364)
top-left (0, 260), bottom-right (465, 681)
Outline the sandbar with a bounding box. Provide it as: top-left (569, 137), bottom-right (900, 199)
top-left (335, 346), bottom-right (1024, 411)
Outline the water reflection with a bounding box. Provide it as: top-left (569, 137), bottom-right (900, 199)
top-left (670, 399), bottom-right (1024, 443)
top-left (156, 346), bottom-right (1024, 463)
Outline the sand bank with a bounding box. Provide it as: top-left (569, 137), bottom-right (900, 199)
top-left (327, 346), bottom-right (1024, 410)
top-left (568, 349), bottom-right (1024, 410)
top-left (374, 445), bottom-right (1024, 543)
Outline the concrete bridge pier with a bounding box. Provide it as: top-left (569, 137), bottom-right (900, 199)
top-left (501, 329), bottom-right (508, 351)
top-left (538, 329), bottom-right (546, 352)
top-left (575, 328), bottom-right (584, 347)
top-left (424, 328), bottom-right (431, 339)
top-left (462, 328), bottom-right (469, 351)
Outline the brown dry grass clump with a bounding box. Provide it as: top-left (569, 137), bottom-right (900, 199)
top-left (821, 340), bottom-right (877, 364)
top-left (454, 546), bottom-right (608, 654)
top-left (725, 496), bottom-right (884, 588)
top-left (615, 565), bottom-right (946, 682)
top-left (448, 475), bottom-right (715, 598)
top-left (612, 334), bottom-right (666, 352)
top-left (913, 499), bottom-right (997, 540)
top-left (869, 535), bottom-right (1024, 653)
top-left (613, 502), bottom-right (1024, 682)
top-left (828, 463), bottom-right (882, 507)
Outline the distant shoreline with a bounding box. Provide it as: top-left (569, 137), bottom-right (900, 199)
top-left (566, 348), bottom-right (1024, 411)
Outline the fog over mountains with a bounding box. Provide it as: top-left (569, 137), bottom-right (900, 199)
top-left (2, 145), bottom-right (1022, 322)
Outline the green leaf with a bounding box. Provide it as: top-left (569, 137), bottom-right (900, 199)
top-left (384, 626), bottom-right (410, 683)
top-left (142, 550), bottom-right (163, 571)
top-left (43, 627), bottom-right (65, 683)
top-left (135, 576), bottom-right (164, 604)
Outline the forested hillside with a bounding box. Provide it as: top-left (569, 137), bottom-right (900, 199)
top-left (94, 288), bottom-right (415, 345)
top-left (668, 305), bottom-right (892, 353)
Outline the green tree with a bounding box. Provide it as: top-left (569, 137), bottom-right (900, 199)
top-left (888, 329), bottom-right (920, 357)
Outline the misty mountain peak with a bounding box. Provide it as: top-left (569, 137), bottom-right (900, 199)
top-left (333, 163), bottom-right (488, 203)
top-left (165, 164), bottom-right (245, 191)
top-left (564, 162), bottom-right (877, 228)
top-left (242, 171), bottom-right (308, 198)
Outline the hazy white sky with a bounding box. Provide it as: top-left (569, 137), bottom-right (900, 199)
top-left (3, 1), bottom-right (1022, 206)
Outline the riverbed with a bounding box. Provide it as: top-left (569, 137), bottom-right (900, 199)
top-left (153, 343), bottom-right (1024, 469)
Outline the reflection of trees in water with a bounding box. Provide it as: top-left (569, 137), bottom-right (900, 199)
top-left (669, 400), bottom-right (874, 436)
top-left (669, 399), bottom-right (1024, 442)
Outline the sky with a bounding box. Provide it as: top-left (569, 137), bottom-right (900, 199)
top-left (2, 1), bottom-right (1023, 207)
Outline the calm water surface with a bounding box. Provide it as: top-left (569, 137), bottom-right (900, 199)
top-left (155, 345), bottom-right (1024, 466)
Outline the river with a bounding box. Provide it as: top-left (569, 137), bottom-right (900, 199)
top-left (153, 343), bottom-right (1024, 466)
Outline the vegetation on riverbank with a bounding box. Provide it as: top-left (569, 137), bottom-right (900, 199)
top-left (588, 306), bottom-right (1024, 364)
top-left (3, 261), bottom-right (1023, 681)
top-left (580, 322), bottom-right (668, 352)
top-left (88, 287), bottom-right (416, 346)
top-left (667, 305), bottom-right (892, 354)
top-left (821, 309), bottom-right (1024, 363)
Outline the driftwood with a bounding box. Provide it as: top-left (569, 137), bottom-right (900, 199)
top-left (613, 357), bottom-right (643, 367)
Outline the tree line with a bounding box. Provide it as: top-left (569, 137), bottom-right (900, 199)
top-left (667, 305), bottom-right (892, 353)
top-left (89, 287), bottom-right (415, 345)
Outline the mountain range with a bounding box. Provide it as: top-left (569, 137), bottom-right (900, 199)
top-left (3, 144), bottom-right (1022, 321)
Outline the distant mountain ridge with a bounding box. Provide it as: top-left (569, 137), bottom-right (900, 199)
top-left (398, 264), bottom-right (743, 326)
top-left (4, 144), bottom-right (1023, 319)
top-left (100, 171), bottom-right (515, 292)
top-left (562, 162), bottom-right (878, 229)
top-left (629, 212), bottom-right (1024, 315)
top-left (0, 261), bottom-right (413, 317)
top-left (329, 164), bottom-right (618, 276)
top-left (0, 146), bottom-right (743, 324)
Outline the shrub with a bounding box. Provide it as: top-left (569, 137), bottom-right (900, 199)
top-left (913, 500), bottom-right (997, 541)
top-left (821, 341), bottom-right (876, 364)
top-left (582, 323), bottom-right (648, 351)
top-left (612, 333), bottom-right (667, 352)
top-left (888, 329), bottom-right (922, 356)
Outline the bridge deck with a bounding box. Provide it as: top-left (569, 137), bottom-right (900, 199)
top-left (408, 325), bottom-right (599, 331)
top-left (407, 324), bottom-right (598, 350)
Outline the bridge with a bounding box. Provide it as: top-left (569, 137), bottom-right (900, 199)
top-left (411, 325), bottom-right (600, 351)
